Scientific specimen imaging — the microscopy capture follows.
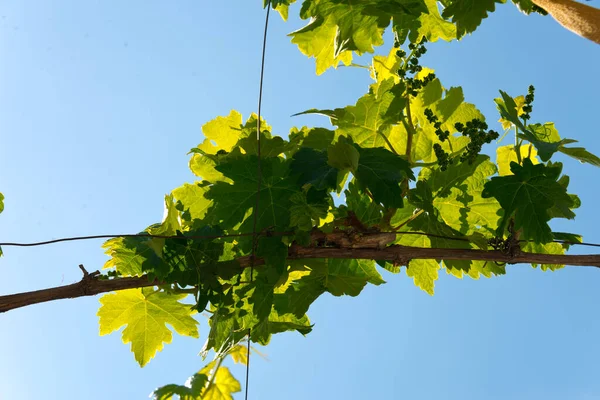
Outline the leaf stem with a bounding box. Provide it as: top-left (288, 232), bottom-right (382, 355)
top-left (515, 126), bottom-right (522, 164)
top-left (379, 130), bottom-right (400, 155)
top-left (204, 351), bottom-right (226, 394)
top-left (404, 97), bottom-right (416, 164)
top-left (391, 209), bottom-right (424, 231)
top-left (413, 145), bottom-right (469, 168)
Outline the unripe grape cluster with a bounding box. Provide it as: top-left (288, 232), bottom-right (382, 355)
top-left (425, 108), bottom-right (500, 170)
top-left (455, 119), bottom-right (499, 164)
top-left (394, 37), bottom-right (435, 97)
top-left (521, 85), bottom-right (535, 121)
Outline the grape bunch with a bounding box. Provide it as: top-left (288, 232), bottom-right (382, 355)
top-left (433, 143), bottom-right (453, 171)
top-left (394, 37), bottom-right (435, 97)
top-left (424, 108), bottom-right (449, 141)
top-left (425, 109), bottom-right (499, 170)
top-left (521, 85), bottom-right (535, 121)
top-left (455, 119), bottom-right (500, 164)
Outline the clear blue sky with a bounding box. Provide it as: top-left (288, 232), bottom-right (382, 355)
top-left (1, 1), bottom-right (599, 399)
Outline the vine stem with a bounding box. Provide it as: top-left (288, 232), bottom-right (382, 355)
top-left (391, 209), bottom-right (424, 231)
top-left (379, 129), bottom-right (400, 155)
top-left (205, 350), bottom-right (227, 394)
top-left (413, 144), bottom-right (469, 168)
top-left (3, 243), bottom-right (600, 313)
top-left (515, 125), bottom-right (523, 164)
top-left (404, 96), bottom-right (416, 164)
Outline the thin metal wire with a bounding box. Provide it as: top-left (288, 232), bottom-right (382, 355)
top-left (3, 231), bottom-right (600, 248)
top-left (246, 2), bottom-right (271, 399)
top-left (0, 232), bottom-right (278, 247)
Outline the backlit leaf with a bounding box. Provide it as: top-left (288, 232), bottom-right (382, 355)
top-left (98, 288), bottom-right (199, 367)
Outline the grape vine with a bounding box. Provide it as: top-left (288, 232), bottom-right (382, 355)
top-left (1, 1), bottom-right (599, 399)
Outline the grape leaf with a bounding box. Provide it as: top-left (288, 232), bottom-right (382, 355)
top-left (559, 146), bottom-right (600, 167)
top-left (290, 147), bottom-right (338, 191)
top-left (251, 307), bottom-right (313, 345)
top-left (289, 13), bottom-right (353, 75)
top-left (102, 236), bottom-right (167, 277)
top-left (98, 288), bottom-right (199, 367)
top-left (495, 91), bottom-right (599, 165)
top-left (481, 158), bottom-right (575, 242)
top-left (227, 344), bottom-right (249, 365)
top-left (152, 372), bottom-right (209, 400)
top-left (152, 360), bottom-right (241, 400)
top-left (353, 145), bottom-right (415, 208)
top-left (269, 0), bottom-right (297, 21)
top-left (420, 156), bottom-right (502, 236)
top-left (327, 137), bottom-right (360, 172)
top-left (496, 144), bottom-right (538, 176)
top-left (201, 365), bottom-right (241, 400)
top-left (441, 0), bottom-right (504, 37)
top-left (205, 156), bottom-right (297, 232)
top-left (406, 259), bottom-right (440, 295)
top-left (511, 0), bottom-right (548, 14)
top-left (289, 190), bottom-right (330, 231)
top-left (416, 0), bottom-right (457, 42)
top-left (275, 258), bottom-right (384, 317)
top-left (295, 77), bottom-right (406, 150)
top-left (172, 182), bottom-right (212, 224)
top-left (521, 241), bottom-right (566, 271)
top-left (290, 0), bottom-right (427, 74)
top-left (344, 180), bottom-right (384, 228)
top-left (194, 110), bottom-right (244, 155)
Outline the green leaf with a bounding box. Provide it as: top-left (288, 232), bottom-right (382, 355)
top-left (289, 13), bottom-right (353, 75)
top-left (296, 78), bottom-right (406, 151)
top-left (482, 159), bottom-right (575, 242)
top-left (290, 147), bottom-right (338, 191)
top-left (344, 180), bottom-right (384, 228)
top-left (152, 360), bottom-right (241, 400)
top-left (251, 307), bottom-right (313, 345)
top-left (153, 371), bottom-right (209, 400)
top-left (161, 226), bottom-right (226, 287)
top-left (98, 288), bottom-right (199, 367)
top-left (559, 146), bottom-right (600, 167)
top-left (201, 365), bottom-right (241, 400)
top-left (353, 145), bottom-right (415, 208)
top-left (441, 0), bottom-right (504, 37)
top-left (511, 0), bottom-right (546, 14)
top-left (205, 156), bottom-right (297, 233)
top-left (416, 0), bottom-right (457, 42)
top-left (327, 137), bottom-right (360, 172)
top-left (290, 0), bottom-right (427, 74)
top-left (172, 183), bottom-right (212, 224)
top-left (495, 90), bottom-right (527, 132)
top-left (420, 156), bottom-right (502, 236)
top-left (149, 194), bottom-right (181, 236)
top-left (406, 259), bottom-right (440, 295)
top-left (496, 144), bottom-right (538, 176)
top-left (102, 236), bottom-right (167, 277)
top-left (389, 76), bottom-right (481, 164)
top-left (194, 110), bottom-right (244, 154)
top-left (276, 258), bottom-right (384, 317)
top-left (521, 241), bottom-right (566, 271)
top-left (237, 130), bottom-right (289, 158)
top-left (289, 127), bottom-right (336, 152)
top-left (289, 190), bottom-right (330, 231)
top-left (270, 0), bottom-right (297, 21)
top-left (495, 93), bottom-right (598, 164)
top-left (399, 180), bottom-right (502, 281)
